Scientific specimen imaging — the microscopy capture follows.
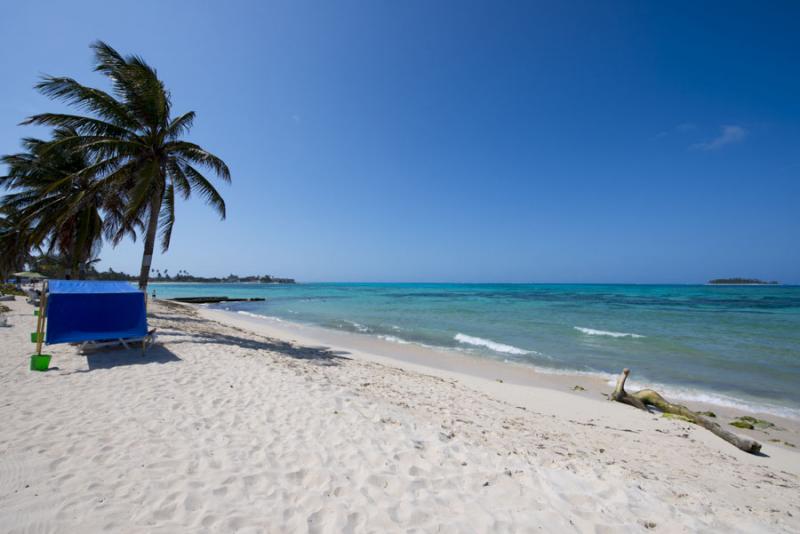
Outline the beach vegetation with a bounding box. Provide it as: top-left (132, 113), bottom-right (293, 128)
top-left (730, 416), bottom-right (774, 430)
top-left (708, 278), bottom-right (778, 285)
top-left (0, 127), bottom-right (139, 279)
top-left (0, 207), bottom-right (35, 281)
top-left (729, 419), bottom-right (754, 430)
top-left (1, 41), bottom-right (230, 290)
top-left (661, 412), bottom-right (692, 422)
top-left (0, 284), bottom-right (26, 296)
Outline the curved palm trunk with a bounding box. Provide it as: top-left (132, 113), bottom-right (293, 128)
top-left (68, 243), bottom-right (78, 280)
top-left (69, 221), bottom-right (82, 280)
top-left (76, 209), bottom-right (90, 280)
top-left (138, 189), bottom-right (163, 291)
top-left (67, 210), bottom-right (92, 280)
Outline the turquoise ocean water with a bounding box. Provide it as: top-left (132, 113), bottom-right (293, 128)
top-left (152, 283), bottom-right (800, 418)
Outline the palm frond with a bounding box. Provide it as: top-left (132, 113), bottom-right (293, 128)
top-left (30, 76), bottom-right (139, 130)
top-left (168, 141), bottom-right (231, 182)
top-left (181, 162), bottom-right (226, 218)
top-left (123, 158), bottom-right (160, 220)
top-left (167, 157), bottom-right (191, 199)
top-left (21, 112), bottom-right (135, 138)
top-left (165, 111), bottom-right (195, 140)
top-left (158, 184), bottom-right (175, 252)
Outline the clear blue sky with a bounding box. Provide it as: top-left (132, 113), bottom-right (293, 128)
top-left (2, 1), bottom-right (798, 283)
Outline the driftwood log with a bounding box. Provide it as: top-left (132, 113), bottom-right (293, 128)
top-left (609, 368), bottom-right (761, 454)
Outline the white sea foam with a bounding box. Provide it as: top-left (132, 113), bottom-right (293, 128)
top-left (574, 326), bottom-right (644, 339)
top-left (346, 321), bottom-right (370, 333)
top-left (378, 335), bottom-right (411, 345)
top-left (236, 310), bottom-right (282, 322)
top-left (454, 333), bottom-right (530, 355)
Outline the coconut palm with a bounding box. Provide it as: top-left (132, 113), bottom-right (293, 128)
top-left (27, 252), bottom-right (101, 279)
top-left (0, 205), bottom-right (35, 280)
top-left (22, 41), bottom-right (231, 290)
top-left (0, 127), bottom-right (136, 279)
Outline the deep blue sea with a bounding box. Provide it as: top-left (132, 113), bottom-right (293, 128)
top-left (152, 283), bottom-right (800, 418)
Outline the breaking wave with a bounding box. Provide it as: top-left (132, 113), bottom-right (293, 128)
top-left (378, 335), bottom-right (411, 344)
top-left (236, 310), bottom-right (284, 322)
top-left (454, 333), bottom-right (530, 355)
top-left (575, 326), bottom-right (644, 339)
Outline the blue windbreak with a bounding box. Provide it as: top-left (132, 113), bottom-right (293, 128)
top-left (46, 280), bottom-right (148, 344)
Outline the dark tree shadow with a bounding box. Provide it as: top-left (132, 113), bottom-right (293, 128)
top-left (84, 344), bottom-right (182, 370)
top-left (164, 330), bottom-right (350, 366)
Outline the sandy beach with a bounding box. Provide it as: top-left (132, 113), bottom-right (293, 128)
top-left (1, 296), bottom-right (799, 533)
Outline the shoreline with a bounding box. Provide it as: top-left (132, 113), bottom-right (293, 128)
top-left (147, 281), bottom-right (800, 428)
top-left (199, 304), bottom-right (800, 452)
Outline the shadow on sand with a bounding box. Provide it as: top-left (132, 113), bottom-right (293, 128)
top-left (163, 329), bottom-right (351, 367)
top-left (147, 313), bottom-right (208, 325)
top-left (84, 344), bottom-right (182, 371)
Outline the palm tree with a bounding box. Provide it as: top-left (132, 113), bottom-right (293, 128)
top-left (0, 127), bottom-right (136, 279)
top-left (0, 206), bottom-right (35, 280)
top-left (22, 41), bottom-right (231, 290)
top-left (27, 252), bottom-right (102, 279)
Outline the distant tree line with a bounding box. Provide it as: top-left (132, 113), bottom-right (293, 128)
top-left (10, 257), bottom-right (293, 284)
top-left (2, 250), bottom-right (293, 284)
top-left (708, 278), bottom-right (778, 285)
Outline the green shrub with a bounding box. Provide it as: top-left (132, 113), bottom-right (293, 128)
top-left (0, 284), bottom-right (26, 296)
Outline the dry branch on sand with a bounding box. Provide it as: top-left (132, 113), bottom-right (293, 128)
top-left (609, 368), bottom-right (761, 454)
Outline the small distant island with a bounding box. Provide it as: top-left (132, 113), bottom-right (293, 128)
top-left (708, 278), bottom-right (778, 285)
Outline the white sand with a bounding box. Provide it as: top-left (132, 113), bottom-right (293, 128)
top-left (1, 297), bottom-right (798, 533)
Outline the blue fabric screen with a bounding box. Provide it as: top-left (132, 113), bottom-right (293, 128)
top-left (46, 280), bottom-right (148, 344)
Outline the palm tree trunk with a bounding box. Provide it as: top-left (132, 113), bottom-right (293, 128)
top-left (76, 210), bottom-right (90, 280)
top-left (138, 191), bottom-right (163, 291)
top-left (77, 259), bottom-right (87, 280)
top-left (67, 239), bottom-right (78, 280)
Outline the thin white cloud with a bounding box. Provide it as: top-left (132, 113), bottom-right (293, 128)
top-left (691, 125), bottom-right (747, 151)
